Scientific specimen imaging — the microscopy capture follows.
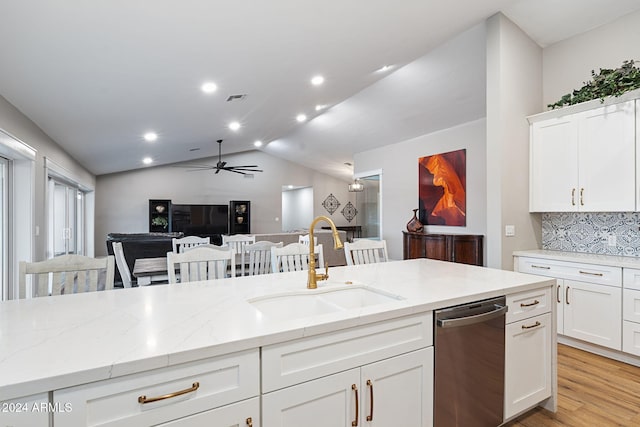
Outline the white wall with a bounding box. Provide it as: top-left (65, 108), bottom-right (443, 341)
top-left (543, 10), bottom-right (640, 110)
top-left (95, 151), bottom-right (354, 256)
top-left (485, 14), bottom-right (543, 270)
top-left (354, 119), bottom-right (487, 261)
top-left (282, 187), bottom-right (314, 231)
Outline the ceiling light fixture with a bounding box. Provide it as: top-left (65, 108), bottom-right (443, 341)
top-left (315, 104), bottom-right (327, 111)
top-left (254, 140), bottom-right (263, 147)
top-left (348, 179), bottom-right (364, 192)
top-left (201, 82), bottom-right (218, 93)
top-left (376, 65), bottom-right (393, 73)
top-left (228, 121), bottom-right (241, 131)
top-left (143, 132), bottom-right (158, 142)
top-left (142, 157), bottom-right (153, 165)
top-left (311, 75), bottom-right (325, 86)
top-left (296, 114), bottom-right (307, 123)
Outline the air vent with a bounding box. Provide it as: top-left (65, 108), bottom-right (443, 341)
top-left (189, 148), bottom-right (200, 152)
top-left (226, 94), bottom-right (247, 102)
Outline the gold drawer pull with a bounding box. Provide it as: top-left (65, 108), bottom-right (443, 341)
top-left (580, 188), bottom-right (584, 206)
top-left (246, 417), bottom-right (253, 427)
top-left (520, 300), bottom-right (539, 307)
top-left (366, 379), bottom-right (374, 421)
top-left (352, 384), bottom-right (359, 426)
top-left (531, 265), bottom-right (550, 270)
top-left (571, 188), bottom-right (576, 206)
top-left (579, 270), bottom-right (604, 277)
top-left (522, 321), bottom-right (541, 330)
top-left (138, 382), bottom-right (200, 404)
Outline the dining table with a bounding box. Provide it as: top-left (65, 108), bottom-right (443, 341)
top-left (132, 257), bottom-right (170, 285)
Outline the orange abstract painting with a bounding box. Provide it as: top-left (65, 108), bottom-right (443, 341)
top-left (418, 149), bottom-right (466, 226)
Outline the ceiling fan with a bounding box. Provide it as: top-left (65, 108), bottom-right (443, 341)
top-left (178, 139), bottom-right (263, 175)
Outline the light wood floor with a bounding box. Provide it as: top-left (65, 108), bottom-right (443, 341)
top-left (505, 344), bottom-right (640, 426)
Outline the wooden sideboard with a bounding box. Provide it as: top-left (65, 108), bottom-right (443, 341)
top-left (402, 231), bottom-right (484, 266)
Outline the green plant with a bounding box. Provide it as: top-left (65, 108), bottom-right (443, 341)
top-left (151, 216), bottom-right (168, 229)
top-left (548, 60), bottom-right (640, 109)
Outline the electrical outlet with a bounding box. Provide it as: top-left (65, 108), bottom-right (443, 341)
top-left (505, 225), bottom-right (515, 237)
top-left (607, 235), bottom-right (617, 246)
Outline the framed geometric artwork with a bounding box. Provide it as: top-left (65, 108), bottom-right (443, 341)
top-left (418, 149), bottom-right (466, 226)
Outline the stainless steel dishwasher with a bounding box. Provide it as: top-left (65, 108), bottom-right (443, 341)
top-left (434, 296), bottom-right (507, 427)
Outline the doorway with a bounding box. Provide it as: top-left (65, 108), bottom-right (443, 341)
top-left (282, 186), bottom-right (313, 232)
top-left (354, 170), bottom-right (382, 240)
top-left (48, 178), bottom-right (86, 257)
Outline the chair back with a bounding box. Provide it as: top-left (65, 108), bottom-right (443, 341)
top-left (271, 242), bottom-right (324, 273)
top-left (172, 236), bottom-right (210, 253)
top-left (298, 234), bottom-right (318, 246)
top-left (222, 234), bottom-right (256, 257)
top-left (167, 245), bottom-right (235, 283)
top-left (19, 254), bottom-right (115, 298)
top-left (112, 242), bottom-right (133, 288)
top-left (242, 241), bottom-right (283, 275)
top-left (344, 239), bottom-right (389, 266)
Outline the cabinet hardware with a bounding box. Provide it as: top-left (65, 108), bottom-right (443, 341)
top-left (579, 270), bottom-right (603, 277)
top-left (531, 265), bottom-right (550, 270)
top-left (522, 321), bottom-right (541, 330)
top-left (366, 379), bottom-right (374, 421)
top-left (571, 188), bottom-right (576, 206)
top-left (137, 382), bottom-right (199, 404)
top-left (580, 188), bottom-right (584, 206)
top-left (520, 300), bottom-right (540, 307)
top-left (246, 417), bottom-right (253, 427)
top-left (557, 285), bottom-right (561, 303)
top-left (566, 287), bottom-right (570, 305)
top-left (352, 384), bottom-right (359, 426)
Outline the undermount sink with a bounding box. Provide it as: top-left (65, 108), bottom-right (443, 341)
top-left (248, 285), bottom-right (403, 320)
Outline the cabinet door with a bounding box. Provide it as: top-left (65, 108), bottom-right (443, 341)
top-left (262, 369), bottom-right (360, 427)
top-left (556, 280), bottom-right (564, 335)
top-left (578, 100), bottom-right (635, 211)
top-left (530, 116), bottom-right (578, 212)
top-left (423, 235), bottom-right (448, 261)
top-left (157, 397), bottom-right (259, 427)
top-left (504, 313), bottom-right (552, 420)
top-left (563, 280), bottom-right (622, 350)
top-left (450, 235), bottom-right (483, 266)
top-left (360, 348), bottom-right (433, 427)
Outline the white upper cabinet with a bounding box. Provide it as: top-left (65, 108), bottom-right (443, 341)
top-left (529, 99), bottom-right (636, 212)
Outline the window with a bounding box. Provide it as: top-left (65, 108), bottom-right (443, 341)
top-left (0, 157), bottom-right (8, 300)
top-left (48, 178), bottom-right (87, 257)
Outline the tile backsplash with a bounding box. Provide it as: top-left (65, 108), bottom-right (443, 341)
top-left (542, 212), bottom-right (640, 256)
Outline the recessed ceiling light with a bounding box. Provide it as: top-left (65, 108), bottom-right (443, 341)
top-left (376, 65), bottom-right (393, 73)
top-left (296, 114), bottom-right (307, 123)
top-left (142, 157), bottom-right (153, 165)
top-left (201, 82), bottom-right (218, 93)
top-left (143, 132), bottom-right (158, 142)
top-left (311, 75), bottom-right (325, 86)
top-left (288, 185), bottom-right (294, 189)
top-left (228, 121), bottom-right (241, 131)
top-left (254, 140), bottom-right (263, 147)
top-left (315, 104), bottom-right (327, 111)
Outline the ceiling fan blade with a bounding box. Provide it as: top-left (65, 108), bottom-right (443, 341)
top-left (223, 168), bottom-right (249, 175)
top-left (228, 165), bottom-right (259, 168)
top-left (215, 168), bottom-right (221, 174)
top-left (229, 167), bottom-right (263, 173)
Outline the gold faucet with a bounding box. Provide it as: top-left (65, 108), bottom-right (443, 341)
top-left (307, 215), bottom-right (343, 289)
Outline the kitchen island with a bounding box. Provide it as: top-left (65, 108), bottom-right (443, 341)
top-left (0, 259), bottom-right (556, 426)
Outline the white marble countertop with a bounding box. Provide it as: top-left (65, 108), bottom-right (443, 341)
top-left (513, 249), bottom-right (640, 269)
top-left (0, 259), bottom-right (554, 400)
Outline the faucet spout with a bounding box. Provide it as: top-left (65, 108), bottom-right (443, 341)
top-left (307, 216), bottom-right (343, 289)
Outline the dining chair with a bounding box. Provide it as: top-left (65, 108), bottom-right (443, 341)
top-left (222, 234), bottom-right (256, 276)
top-left (298, 234), bottom-right (318, 246)
top-left (167, 245), bottom-right (235, 284)
top-left (343, 239), bottom-right (389, 266)
top-left (172, 236), bottom-right (210, 253)
top-left (242, 241), bottom-right (283, 276)
top-left (18, 254), bottom-right (115, 298)
top-left (112, 242), bottom-right (133, 288)
top-left (271, 242), bottom-right (324, 273)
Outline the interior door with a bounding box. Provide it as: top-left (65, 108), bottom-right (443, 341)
top-left (354, 171), bottom-right (382, 240)
top-left (49, 178), bottom-right (85, 257)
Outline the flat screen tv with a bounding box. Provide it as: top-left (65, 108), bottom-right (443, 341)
top-left (171, 204), bottom-right (229, 237)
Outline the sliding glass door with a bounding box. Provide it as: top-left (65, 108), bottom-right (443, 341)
top-left (0, 157), bottom-right (8, 300)
top-left (48, 178), bottom-right (85, 257)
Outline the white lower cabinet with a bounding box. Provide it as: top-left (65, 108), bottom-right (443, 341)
top-left (0, 393), bottom-right (50, 427)
top-left (156, 397), bottom-right (259, 427)
top-left (504, 312), bottom-right (552, 419)
top-left (262, 348), bottom-right (433, 427)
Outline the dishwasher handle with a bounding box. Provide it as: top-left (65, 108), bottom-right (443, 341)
top-left (437, 304), bottom-right (508, 328)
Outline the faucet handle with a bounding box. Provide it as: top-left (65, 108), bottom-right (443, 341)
top-left (324, 262), bottom-right (329, 277)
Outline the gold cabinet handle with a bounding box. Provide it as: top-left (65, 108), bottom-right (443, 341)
top-left (366, 379), bottom-right (374, 421)
top-left (138, 382), bottom-right (199, 404)
top-left (520, 299), bottom-right (539, 307)
top-left (580, 188), bottom-right (584, 206)
top-left (579, 270), bottom-right (604, 277)
top-left (352, 384), bottom-right (359, 426)
top-left (531, 265), bottom-right (550, 270)
top-left (566, 286), bottom-right (570, 305)
top-left (246, 417), bottom-right (253, 427)
top-left (571, 188), bottom-right (576, 206)
top-left (557, 284), bottom-right (561, 303)
top-left (522, 321), bottom-right (541, 330)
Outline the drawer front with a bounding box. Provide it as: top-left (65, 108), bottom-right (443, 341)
top-left (517, 257), bottom-right (622, 287)
top-left (0, 393), bottom-right (49, 427)
top-left (623, 289), bottom-right (640, 323)
top-left (506, 286), bottom-right (553, 324)
top-left (623, 321), bottom-right (640, 357)
top-left (262, 312), bottom-right (433, 393)
top-left (623, 268), bottom-right (640, 290)
top-left (54, 349), bottom-right (259, 427)
top-left (156, 397), bottom-right (260, 427)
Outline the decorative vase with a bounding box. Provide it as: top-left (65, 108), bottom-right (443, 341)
top-left (406, 209), bottom-right (424, 233)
